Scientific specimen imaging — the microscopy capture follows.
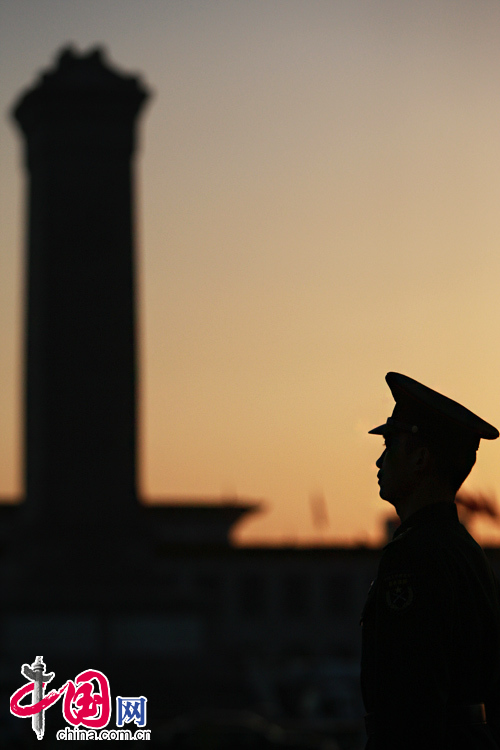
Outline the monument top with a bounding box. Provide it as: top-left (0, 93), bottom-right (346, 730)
top-left (13, 46), bottom-right (149, 135)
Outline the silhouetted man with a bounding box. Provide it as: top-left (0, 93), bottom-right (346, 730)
top-left (361, 372), bottom-right (500, 749)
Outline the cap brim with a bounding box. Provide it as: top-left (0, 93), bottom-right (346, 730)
top-left (368, 423), bottom-right (389, 435)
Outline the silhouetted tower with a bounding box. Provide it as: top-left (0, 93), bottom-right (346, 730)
top-left (12, 48), bottom-right (148, 537)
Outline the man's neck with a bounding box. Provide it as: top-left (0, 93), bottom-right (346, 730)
top-left (395, 481), bottom-right (455, 523)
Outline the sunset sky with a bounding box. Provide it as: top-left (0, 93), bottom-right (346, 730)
top-left (2, 1), bottom-right (500, 546)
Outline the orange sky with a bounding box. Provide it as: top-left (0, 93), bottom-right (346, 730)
top-left (2, 1), bottom-right (500, 546)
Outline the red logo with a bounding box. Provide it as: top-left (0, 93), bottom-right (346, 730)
top-left (10, 658), bottom-right (111, 739)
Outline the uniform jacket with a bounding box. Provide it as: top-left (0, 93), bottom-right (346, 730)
top-left (360, 501), bottom-right (500, 749)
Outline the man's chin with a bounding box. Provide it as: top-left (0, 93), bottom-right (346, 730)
top-left (379, 487), bottom-right (397, 507)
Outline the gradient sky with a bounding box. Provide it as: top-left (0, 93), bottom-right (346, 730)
top-left (2, 0), bottom-right (500, 546)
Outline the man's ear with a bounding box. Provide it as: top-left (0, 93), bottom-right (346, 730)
top-left (412, 445), bottom-right (431, 474)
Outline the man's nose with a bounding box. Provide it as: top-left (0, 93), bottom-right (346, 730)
top-left (376, 450), bottom-right (385, 469)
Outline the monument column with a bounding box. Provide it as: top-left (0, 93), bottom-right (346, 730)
top-left (12, 48), bottom-right (149, 534)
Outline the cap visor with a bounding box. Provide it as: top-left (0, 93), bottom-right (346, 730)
top-left (368, 423), bottom-right (388, 435)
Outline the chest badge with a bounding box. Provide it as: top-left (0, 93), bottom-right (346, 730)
top-left (385, 573), bottom-right (414, 612)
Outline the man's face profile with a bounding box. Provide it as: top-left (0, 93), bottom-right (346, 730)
top-left (376, 431), bottom-right (416, 506)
